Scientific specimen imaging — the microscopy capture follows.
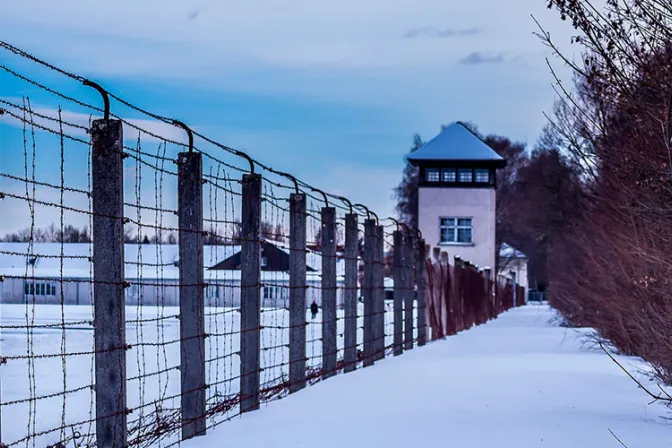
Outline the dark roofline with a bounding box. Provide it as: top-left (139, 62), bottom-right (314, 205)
top-left (410, 158), bottom-right (507, 168)
top-left (455, 121), bottom-right (484, 141)
top-left (208, 240), bottom-right (317, 272)
top-left (456, 122), bottom-right (508, 167)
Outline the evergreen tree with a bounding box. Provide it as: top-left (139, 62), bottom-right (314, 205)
top-left (393, 134), bottom-right (423, 229)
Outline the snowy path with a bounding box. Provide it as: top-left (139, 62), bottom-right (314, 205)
top-left (184, 305), bottom-right (672, 448)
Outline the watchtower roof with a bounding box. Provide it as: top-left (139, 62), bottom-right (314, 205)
top-left (407, 122), bottom-right (505, 165)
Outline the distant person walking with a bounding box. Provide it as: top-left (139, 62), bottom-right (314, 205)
top-left (310, 300), bottom-right (319, 320)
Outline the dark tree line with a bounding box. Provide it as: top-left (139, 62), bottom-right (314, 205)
top-left (3, 221), bottom-right (288, 245)
top-left (2, 224), bottom-right (92, 243)
top-left (394, 134), bottom-right (423, 231)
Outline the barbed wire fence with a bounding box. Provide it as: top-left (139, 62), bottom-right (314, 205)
top-left (0, 40), bottom-right (525, 448)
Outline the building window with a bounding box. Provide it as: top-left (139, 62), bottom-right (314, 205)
top-left (441, 168), bottom-right (456, 182)
top-left (475, 169), bottom-right (489, 183)
top-left (457, 169), bottom-right (473, 183)
top-left (425, 168), bottom-right (440, 182)
top-left (261, 256), bottom-right (268, 267)
top-left (264, 286), bottom-right (287, 300)
top-left (439, 217), bottom-right (473, 244)
top-left (24, 281), bottom-right (57, 297)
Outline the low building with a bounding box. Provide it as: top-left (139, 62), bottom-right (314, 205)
top-left (498, 242), bottom-right (528, 303)
top-left (0, 240), bottom-right (350, 308)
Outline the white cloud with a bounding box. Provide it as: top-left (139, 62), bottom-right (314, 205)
top-left (1, 0), bottom-right (573, 68)
top-left (299, 162), bottom-right (403, 220)
top-left (0, 0), bottom-right (584, 230)
top-left (0, 182), bottom-right (91, 235)
top-left (0, 0), bottom-right (580, 146)
top-left (0, 0), bottom-right (576, 83)
top-left (0, 100), bottom-right (191, 144)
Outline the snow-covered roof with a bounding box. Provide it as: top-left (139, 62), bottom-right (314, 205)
top-left (406, 122), bottom-right (504, 164)
top-left (0, 242), bottom-right (348, 281)
top-left (263, 238), bottom-right (335, 276)
top-left (499, 243), bottom-right (526, 259)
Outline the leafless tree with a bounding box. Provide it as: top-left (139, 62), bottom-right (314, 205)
top-left (538, 0), bottom-right (672, 381)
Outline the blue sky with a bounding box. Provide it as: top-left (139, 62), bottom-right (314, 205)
top-left (0, 0), bottom-right (577, 235)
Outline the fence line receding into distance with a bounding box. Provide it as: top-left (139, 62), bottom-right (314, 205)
top-left (0, 40), bottom-right (525, 448)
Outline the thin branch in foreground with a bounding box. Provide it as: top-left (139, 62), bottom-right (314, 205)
top-left (599, 342), bottom-right (672, 404)
top-left (608, 429), bottom-right (629, 448)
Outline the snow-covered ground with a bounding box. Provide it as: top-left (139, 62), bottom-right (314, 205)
top-left (0, 302), bottom-right (413, 447)
top-left (181, 304), bottom-right (672, 448)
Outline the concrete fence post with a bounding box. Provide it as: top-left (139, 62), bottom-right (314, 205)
top-left (416, 239), bottom-right (427, 347)
top-left (362, 219), bottom-right (376, 367)
top-left (91, 118), bottom-right (127, 448)
top-left (392, 230), bottom-right (403, 356)
top-left (240, 173), bottom-right (262, 413)
top-left (374, 225), bottom-right (385, 361)
top-left (343, 213), bottom-right (358, 373)
top-left (403, 232), bottom-right (415, 350)
top-left (321, 207), bottom-right (337, 378)
top-left (289, 193), bottom-right (307, 393)
top-left (177, 151), bottom-right (206, 439)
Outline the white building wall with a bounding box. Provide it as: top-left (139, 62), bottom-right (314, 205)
top-left (501, 257), bottom-right (529, 302)
top-left (0, 277), bottom-right (345, 308)
top-left (418, 187), bottom-right (496, 271)
top-left (1, 278), bottom-right (27, 304)
top-left (508, 259), bottom-right (528, 289)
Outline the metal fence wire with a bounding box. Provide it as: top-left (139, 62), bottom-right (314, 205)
top-left (0, 40), bottom-right (524, 448)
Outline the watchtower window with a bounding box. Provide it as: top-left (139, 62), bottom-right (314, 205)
top-left (475, 168), bottom-right (489, 183)
top-left (457, 169), bottom-right (473, 183)
top-left (425, 168), bottom-right (440, 183)
top-left (441, 169), bottom-right (456, 182)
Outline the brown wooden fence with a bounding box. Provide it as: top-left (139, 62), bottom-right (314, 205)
top-left (425, 254), bottom-right (524, 340)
